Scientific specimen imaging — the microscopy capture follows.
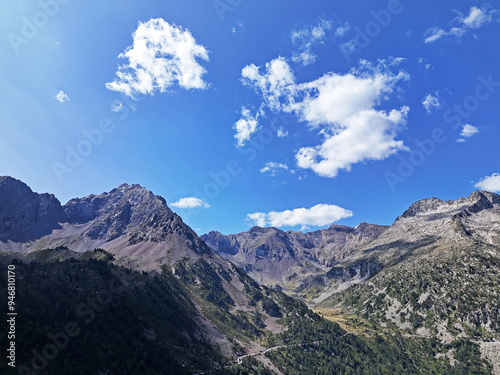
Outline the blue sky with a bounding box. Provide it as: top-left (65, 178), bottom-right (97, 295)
top-left (1, 0), bottom-right (500, 235)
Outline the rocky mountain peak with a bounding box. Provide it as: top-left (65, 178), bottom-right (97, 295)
top-left (0, 177), bottom-right (212, 263)
top-left (0, 176), bottom-right (64, 242)
top-left (466, 190), bottom-right (500, 213)
top-left (248, 226), bottom-right (280, 234)
top-left (64, 183), bottom-right (168, 224)
top-left (398, 197), bottom-right (445, 219)
top-left (354, 222), bottom-right (383, 232)
top-left (202, 231), bottom-right (240, 255)
top-left (61, 183), bottom-right (199, 246)
top-left (396, 190), bottom-right (500, 223)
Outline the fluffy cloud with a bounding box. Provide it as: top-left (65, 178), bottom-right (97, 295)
top-left (292, 51), bottom-right (318, 66)
top-left (291, 19), bottom-right (333, 66)
top-left (233, 107), bottom-right (260, 147)
top-left (106, 18), bottom-right (209, 98)
top-left (239, 58), bottom-right (409, 178)
top-left (246, 203), bottom-right (353, 229)
top-left (246, 212), bottom-right (267, 227)
top-left (456, 124), bottom-right (479, 142)
top-left (55, 90), bottom-right (69, 103)
top-left (474, 173), bottom-right (500, 193)
top-left (241, 57), bottom-right (295, 111)
top-left (276, 127), bottom-right (288, 137)
top-left (260, 162), bottom-right (289, 176)
top-left (422, 92), bottom-right (442, 113)
top-left (171, 197), bottom-right (210, 208)
top-left (296, 108), bottom-right (408, 178)
top-left (462, 6), bottom-right (494, 28)
top-left (424, 5), bottom-right (496, 43)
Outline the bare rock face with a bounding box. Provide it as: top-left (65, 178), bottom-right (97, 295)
top-left (63, 183), bottom-right (184, 243)
top-left (287, 223), bottom-right (388, 266)
top-left (0, 176), bottom-right (64, 242)
top-left (203, 230), bottom-right (240, 255)
top-left (201, 222), bottom-right (388, 292)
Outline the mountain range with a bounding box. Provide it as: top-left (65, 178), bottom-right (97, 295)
top-left (0, 176), bottom-right (499, 374)
top-left (201, 222), bottom-right (387, 296)
top-left (204, 189), bottom-right (500, 373)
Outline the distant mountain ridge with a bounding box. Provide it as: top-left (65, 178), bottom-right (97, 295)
top-left (202, 222), bottom-right (388, 293)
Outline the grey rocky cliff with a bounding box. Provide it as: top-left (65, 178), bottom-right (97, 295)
top-left (0, 176), bottom-right (65, 242)
top-left (63, 183), bottom-right (208, 250)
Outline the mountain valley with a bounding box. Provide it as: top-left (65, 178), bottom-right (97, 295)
top-left (0, 176), bottom-right (499, 374)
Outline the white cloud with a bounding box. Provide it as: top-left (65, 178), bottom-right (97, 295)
top-left (111, 101), bottom-right (124, 112)
top-left (246, 212), bottom-right (267, 227)
top-left (424, 29), bottom-right (445, 44)
top-left (424, 27), bottom-right (465, 43)
top-left (462, 6), bottom-right (493, 28)
top-left (291, 19), bottom-right (332, 45)
top-left (335, 22), bottom-right (350, 37)
top-left (106, 18), bottom-right (209, 98)
top-left (233, 107), bottom-right (260, 147)
top-left (290, 67), bottom-right (407, 127)
top-left (460, 124), bottom-right (479, 137)
top-left (291, 19), bottom-right (333, 66)
top-left (291, 51), bottom-right (318, 66)
top-left (474, 173), bottom-right (500, 192)
top-left (240, 58), bottom-right (409, 178)
top-left (241, 57), bottom-right (295, 111)
top-left (276, 127), bottom-right (288, 137)
top-left (424, 5), bottom-right (496, 43)
top-left (246, 203), bottom-right (353, 229)
top-left (231, 22), bottom-right (244, 35)
top-left (422, 92), bottom-right (442, 113)
top-left (55, 90), bottom-right (69, 103)
top-left (260, 162), bottom-right (289, 176)
top-left (296, 108), bottom-right (409, 178)
top-left (171, 197), bottom-right (210, 209)
top-left (456, 124), bottom-right (479, 142)
top-left (418, 58), bottom-right (432, 71)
